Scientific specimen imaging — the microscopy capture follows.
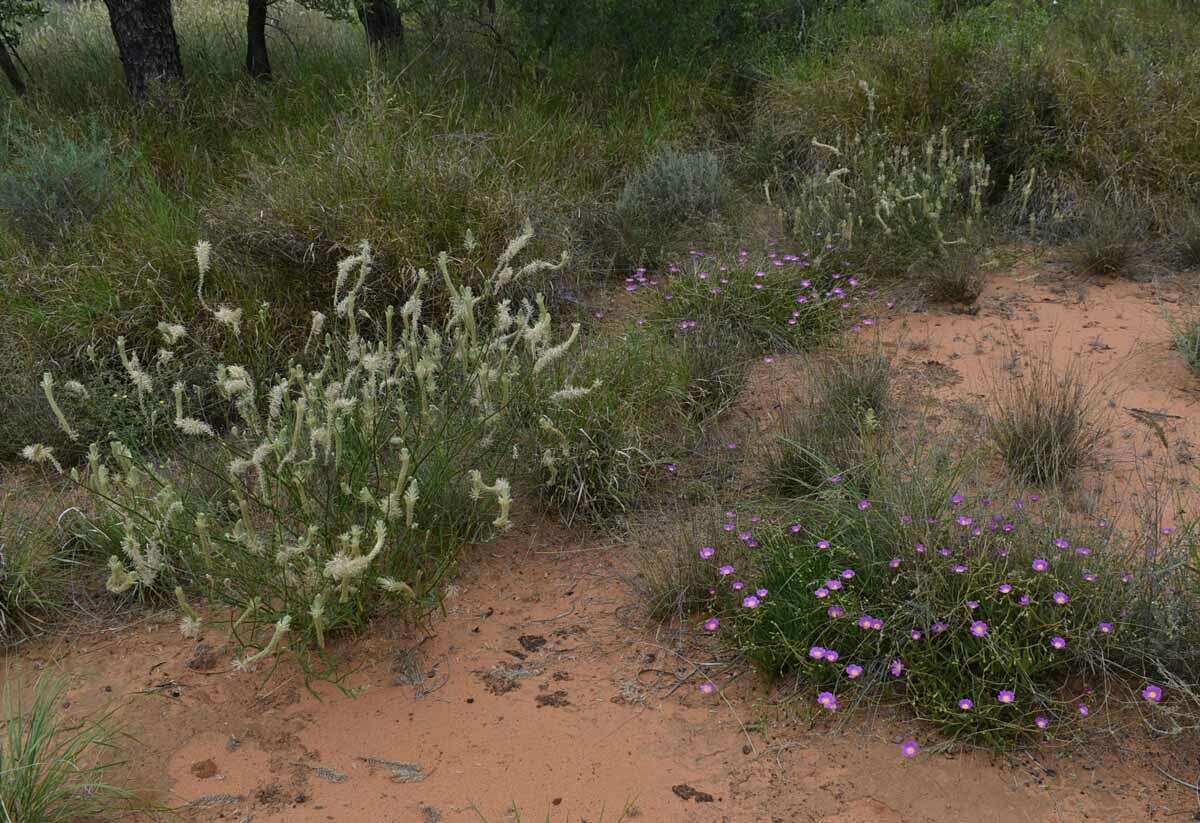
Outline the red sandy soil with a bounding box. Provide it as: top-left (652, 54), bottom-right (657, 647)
top-left (5, 263), bottom-right (1199, 822)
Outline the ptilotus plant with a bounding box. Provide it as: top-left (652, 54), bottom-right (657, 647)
top-left (25, 225), bottom-right (583, 668)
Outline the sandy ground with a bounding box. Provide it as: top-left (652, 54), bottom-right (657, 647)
top-left (5, 261), bottom-right (1200, 822)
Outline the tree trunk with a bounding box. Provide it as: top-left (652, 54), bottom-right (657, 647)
top-left (102, 0), bottom-right (184, 102)
top-left (356, 0), bottom-right (404, 56)
top-left (0, 38), bottom-right (26, 96)
top-left (246, 0), bottom-right (271, 80)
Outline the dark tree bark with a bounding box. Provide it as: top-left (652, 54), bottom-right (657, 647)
top-left (356, 0), bottom-right (404, 56)
top-left (0, 38), bottom-right (26, 96)
top-left (102, 0), bottom-right (184, 102)
top-left (246, 0), bottom-right (271, 80)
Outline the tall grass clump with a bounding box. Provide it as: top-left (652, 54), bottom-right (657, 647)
top-left (23, 228), bottom-right (587, 665)
top-left (536, 326), bottom-right (689, 525)
top-left (615, 146), bottom-right (729, 256)
top-left (768, 348), bottom-right (892, 495)
top-left (1168, 312), bottom-right (1200, 374)
top-left (691, 447), bottom-right (1198, 747)
top-left (1070, 195), bottom-right (1148, 278)
top-left (650, 247), bottom-right (861, 353)
top-left (988, 356), bottom-right (1106, 486)
top-left (1, 674), bottom-right (132, 822)
top-left (0, 494), bottom-right (70, 646)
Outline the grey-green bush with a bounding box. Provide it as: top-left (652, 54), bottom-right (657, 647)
top-left (616, 147), bottom-right (728, 252)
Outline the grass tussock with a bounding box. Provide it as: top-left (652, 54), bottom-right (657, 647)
top-left (768, 348), bottom-right (892, 496)
top-left (1, 673), bottom-right (133, 822)
top-left (988, 354), bottom-right (1107, 486)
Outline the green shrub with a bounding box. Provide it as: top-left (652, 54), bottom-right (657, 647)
top-left (615, 147), bottom-right (728, 253)
top-left (989, 355), bottom-right (1105, 486)
top-left (695, 449), bottom-right (1197, 746)
top-left (0, 124), bottom-right (125, 247)
top-left (1, 673), bottom-right (133, 822)
top-left (25, 230), bottom-right (582, 663)
top-left (768, 348), bottom-right (891, 496)
top-left (652, 248), bottom-right (857, 353)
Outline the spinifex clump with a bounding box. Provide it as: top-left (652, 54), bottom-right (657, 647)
top-left (693, 471), bottom-right (1195, 747)
top-left (24, 227), bottom-right (586, 666)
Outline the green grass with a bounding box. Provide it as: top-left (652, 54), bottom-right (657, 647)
top-left (0, 491), bottom-right (72, 647)
top-left (1, 673), bottom-right (133, 822)
top-left (988, 355), bottom-right (1107, 487)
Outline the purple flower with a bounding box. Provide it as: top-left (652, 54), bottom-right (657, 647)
top-left (857, 615), bottom-right (873, 629)
top-left (932, 621), bottom-right (949, 634)
top-left (703, 617), bottom-right (720, 632)
top-left (997, 690), bottom-right (1016, 705)
top-left (742, 595), bottom-right (761, 609)
top-left (951, 494), bottom-right (965, 506)
top-left (722, 523), bottom-right (735, 532)
top-left (1053, 537), bottom-right (1070, 550)
top-left (889, 659), bottom-right (905, 677)
top-left (756, 588), bottom-right (769, 598)
top-left (998, 583), bottom-right (1013, 594)
top-left (889, 557), bottom-right (902, 569)
top-left (841, 569), bottom-right (856, 579)
top-left (814, 587), bottom-right (830, 599)
top-left (965, 600), bottom-right (979, 610)
top-left (817, 539), bottom-right (832, 550)
top-left (938, 548), bottom-right (953, 558)
top-left (817, 691), bottom-right (839, 711)
top-left (823, 649), bottom-right (840, 663)
top-left (900, 739), bottom-right (920, 758)
top-left (1083, 572), bottom-right (1097, 582)
top-left (952, 564), bottom-right (968, 574)
top-left (1142, 684), bottom-right (1163, 703)
top-left (1032, 558), bottom-right (1049, 572)
top-left (1075, 546), bottom-right (1092, 557)
top-left (910, 629), bottom-right (923, 641)
top-left (1035, 715), bottom-right (1050, 730)
top-left (732, 580), bottom-right (745, 591)
top-left (1078, 704), bottom-right (1090, 717)
top-left (1122, 573), bottom-right (1134, 583)
top-left (1052, 591), bottom-right (1070, 606)
top-left (1018, 594), bottom-right (1032, 607)
top-left (970, 621), bottom-right (989, 638)
top-left (699, 681), bottom-right (717, 695)
top-left (956, 515), bottom-right (973, 527)
top-left (1050, 636), bottom-right (1067, 650)
top-left (698, 546), bottom-right (716, 560)
top-left (845, 664), bottom-right (864, 679)
top-left (718, 564), bottom-right (735, 577)
top-left (870, 617), bottom-right (884, 631)
top-left (827, 605), bottom-right (846, 619)
top-left (826, 579), bottom-right (843, 591)
top-left (828, 474), bottom-right (844, 484)
top-left (1098, 621), bottom-right (1114, 634)
top-left (789, 522), bottom-right (803, 533)
top-left (857, 499), bottom-right (872, 511)
top-left (958, 698), bottom-right (974, 711)
top-left (809, 645), bottom-right (827, 660)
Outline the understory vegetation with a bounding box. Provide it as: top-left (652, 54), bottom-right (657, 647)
top-left (1, 0), bottom-right (1199, 802)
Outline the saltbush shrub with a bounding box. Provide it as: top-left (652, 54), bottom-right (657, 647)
top-left (616, 147), bottom-right (729, 254)
top-left (0, 125), bottom-right (124, 246)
